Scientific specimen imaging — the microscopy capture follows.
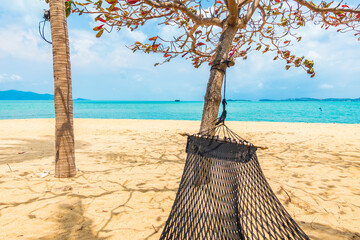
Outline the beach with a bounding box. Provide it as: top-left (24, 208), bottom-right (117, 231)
top-left (0, 119), bottom-right (359, 240)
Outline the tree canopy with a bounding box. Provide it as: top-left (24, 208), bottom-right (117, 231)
top-left (72, 0), bottom-right (360, 78)
top-left (71, 0), bottom-right (360, 131)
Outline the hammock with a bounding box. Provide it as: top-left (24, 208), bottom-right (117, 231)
top-left (160, 124), bottom-right (309, 240)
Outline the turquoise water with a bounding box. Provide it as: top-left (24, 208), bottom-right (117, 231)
top-left (0, 100), bottom-right (359, 123)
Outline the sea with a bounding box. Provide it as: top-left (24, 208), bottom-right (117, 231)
top-left (0, 100), bottom-right (359, 124)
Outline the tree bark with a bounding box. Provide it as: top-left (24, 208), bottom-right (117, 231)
top-left (49, 0), bottom-right (76, 178)
top-left (199, 23), bottom-right (238, 132)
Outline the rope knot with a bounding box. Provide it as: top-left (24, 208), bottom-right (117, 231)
top-left (210, 57), bottom-right (234, 125)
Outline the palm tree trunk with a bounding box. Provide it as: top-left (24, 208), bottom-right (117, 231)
top-left (49, 0), bottom-right (76, 178)
top-left (199, 24), bottom-right (238, 132)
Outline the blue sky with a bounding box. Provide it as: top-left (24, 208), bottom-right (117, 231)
top-left (0, 0), bottom-right (359, 101)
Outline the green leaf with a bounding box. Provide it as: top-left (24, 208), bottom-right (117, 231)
top-left (66, 8), bottom-right (71, 17)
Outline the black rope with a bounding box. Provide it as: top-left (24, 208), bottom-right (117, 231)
top-left (215, 59), bottom-right (231, 125)
top-left (39, 10), bottom-right (52, 44)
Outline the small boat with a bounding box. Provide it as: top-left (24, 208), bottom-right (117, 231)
top-left (174, 99), bottom-right (180, 102)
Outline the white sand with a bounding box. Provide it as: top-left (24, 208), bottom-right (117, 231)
top-left (0, 119), bottom-right (359, 239)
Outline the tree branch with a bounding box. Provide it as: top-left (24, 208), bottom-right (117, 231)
top-left (243, 0), bottom-right (260, 24)
top-left (143, 0), bottom-right (223, 27)
top-left (294, 0), bottom-right (360, 14)
top-left (226, 0), bottom-right (240, 25)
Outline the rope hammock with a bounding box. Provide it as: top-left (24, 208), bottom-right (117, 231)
top-left (160, 60), bottom-right (309, 239)
top-left (160, 124), bottom-right (309, 239)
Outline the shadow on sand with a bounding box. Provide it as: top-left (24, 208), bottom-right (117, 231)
top-left (34, 198), bottom-right (108, 240)
top-left (0, 136), bottom-right (87, 165)
top-left (299, 221), bottom-right (360, 240)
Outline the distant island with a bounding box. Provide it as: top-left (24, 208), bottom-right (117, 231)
top-left (227, 99), bottom-right (251, 102)
top-left (0, 90), bottom-right (88, 100)
top-left (259, 97), bottom-right (360, 102)
top-left (1, 90), bottom-right (358, 102)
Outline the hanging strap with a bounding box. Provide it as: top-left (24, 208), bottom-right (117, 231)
top-left (39, 9), bottom-right (52, 45)
top-left (211, 59), bottom-right (231, 125)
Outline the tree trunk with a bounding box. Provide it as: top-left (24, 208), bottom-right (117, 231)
top-left (199, 23), bottom-right (238, 132)
top-left (49, 0), bottom-right (76, 178)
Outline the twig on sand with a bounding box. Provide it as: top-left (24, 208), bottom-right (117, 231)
top-left (152, 225), bottom-right (158, 233)
top-left (310, 217), bottom-right (316, 229)
top-left (7, 163), bottom-right (13, 172)
top-left (280, 186), bottom-right (292, 203)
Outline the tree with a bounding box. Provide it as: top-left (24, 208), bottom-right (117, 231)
top-left (73, 0), bottom-right (360, 131)
top-left (49, 0), bottom-right (76, 177)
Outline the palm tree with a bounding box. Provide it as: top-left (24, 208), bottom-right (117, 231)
top-left (49, 0), bottom-right (76, 178)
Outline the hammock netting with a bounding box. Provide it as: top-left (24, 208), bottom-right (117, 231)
top-left (160, 124), bottom-right (309, 240)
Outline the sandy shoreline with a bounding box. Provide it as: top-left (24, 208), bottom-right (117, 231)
top-left (0, 119), bottom-right (359, 239)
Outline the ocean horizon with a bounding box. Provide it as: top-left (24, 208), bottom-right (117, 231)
top-left (0, 100), bottom-right (359, 124)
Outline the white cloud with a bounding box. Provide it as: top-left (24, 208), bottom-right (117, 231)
top-left (1, 0), bottom-right (45, 12)
top-left (11, 74), bottom-right (22, 81)
top-left (307, 50), bottom-right (321, 60)
top-left (124, 28), bottom-right (147, 42)
top-left (319, 84), bottom-right (334, 89)
top-left (0, 25), bottom-right (51, 61)
top-left (68, 26), bottom-right (166, 73)
top-left (158, 25), bottom-right (183, 40)
top-left (69, 30), bottom-right (97, 66)
top-left (0, 0), bottom-right (48, 25)
top-left (291, 24), bottom-right (360, 73)
top-left (0, 74), bottom-right (23, 83)
top-left (70, 29), bottom-right (134, 69)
